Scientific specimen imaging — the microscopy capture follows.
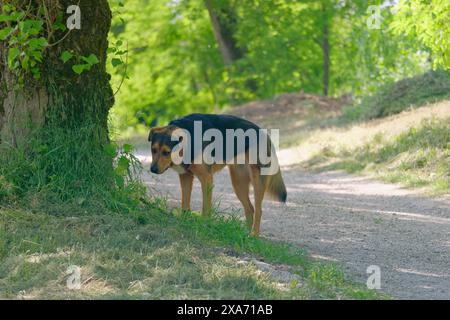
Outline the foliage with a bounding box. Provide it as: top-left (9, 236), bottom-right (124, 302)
top-left (108, 0), bottom-right (222, 130)
top-left (0, 1), bottom-right (115, 83)
top-left (0, 2), bottom-right (52, 80)
top-left (108, 0), bottom-right (428, 131)
top-left (391, 0), bottom-right (450, 69)
top-left (341, 70), bottom-right (450, 122)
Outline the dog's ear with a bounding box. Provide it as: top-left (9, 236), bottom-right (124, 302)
top-left (148, 128), bottom-right (156, 142)
top-left (148, 125), bottom-right (177, 142)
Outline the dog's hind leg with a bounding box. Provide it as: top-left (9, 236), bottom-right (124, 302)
top-left (229, 165), bottom-right (254, 229)
top-left (249, 164), bottom-right (265, 236)
top-left (179, 173), bottom-right (194, 211)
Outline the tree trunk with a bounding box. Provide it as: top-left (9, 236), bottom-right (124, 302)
top-left (0, 0), bottom-right (113, 148)
top-left (321, 4), bottom-right (330, 97)
top-left (204, 0), bottom-right (243, 66)
top-left (322, 22), bottom-right (330, 97)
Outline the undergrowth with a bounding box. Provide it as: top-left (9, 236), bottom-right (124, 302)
top-left (307, 119), bottom-right (450, 194)
top-left (0, 122), bottom-right (144, 214)
top-left (341, 70), bottom-right (450, 122)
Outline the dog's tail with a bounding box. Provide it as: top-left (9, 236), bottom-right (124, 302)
top-left (262, 169), bottom-right (287, 203)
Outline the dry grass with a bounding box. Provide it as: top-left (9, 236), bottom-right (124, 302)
top-left (0, 206), bottom-right (382, 299)
top-left (278, 101), bottom-right (450, 166)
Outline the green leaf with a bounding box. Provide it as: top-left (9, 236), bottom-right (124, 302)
top-left (111, 58), bottom-right (123, 67)
top-left (117, 155), bottom-right (130, 170)
top-left (104, 143), bottom-right (118, 157)
top-left (123, 144), bottom-right (133, 153)
top-left (7, 48), bottom-right (20, 69)
top-left (11, 12), bottom-right (25, 21)
top-left (28, 37), bottom-right (48, 50)
top-left (21, 55), bottom-right (30, 70)
top-left (53, 20), bottom-right (67, 32)
top-left (0, 27), bottom-right (12, 40)
top-left (31, 50), bottom-right (43, 62)
top-left (81, 54), bottom-right (99, 66)
top-left (72, 64), bottom-right (89, 74)
top-left (3, 5), bottom-right (14, 13)
top-left (32, 67), bottom-right (41, 79)
top-left (0, 14), bottom-right (13, 23)
top-left (19, 19), bottom-right (43, 36)
top-left (60, 51), bottom-right (73, 63)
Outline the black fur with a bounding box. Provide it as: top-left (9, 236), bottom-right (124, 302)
top-left (169, 113), bottom-right (270, 165)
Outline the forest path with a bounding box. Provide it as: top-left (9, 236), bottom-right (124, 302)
top-left (138, 151), bottom-right (450, 299)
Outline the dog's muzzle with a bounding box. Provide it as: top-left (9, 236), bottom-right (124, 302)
top-left (150, 165), bottom-right (159, 174)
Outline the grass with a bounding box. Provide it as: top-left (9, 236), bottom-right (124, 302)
top-left (0, 122), bottom-right (146, 215)
top-left (306, 119), bottom-right (449, 194)
top-left (340, 70), bottom-right (450, 122)
top-left (0, 203), bottom-right (384, 299)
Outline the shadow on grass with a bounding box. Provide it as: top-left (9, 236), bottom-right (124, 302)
top-left (0, 203), bottom-right (384, 300)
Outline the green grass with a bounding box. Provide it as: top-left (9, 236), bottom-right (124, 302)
top-left (341, 70), bottom-right (450, 123)
top-left (306, 119), bottom-right (449, 195)
top-left (0, 203), bottom-right (384, 299)
top-left (0, 122), bottom-right (145, 215)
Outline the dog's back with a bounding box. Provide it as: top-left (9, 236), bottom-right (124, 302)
top-left (170, 113), bottom-right (265, 164)
top-left (170, 113), bottom-right (287, 203)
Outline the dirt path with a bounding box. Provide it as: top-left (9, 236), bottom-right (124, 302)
top-left (138, 151), bottom-right (450, 299)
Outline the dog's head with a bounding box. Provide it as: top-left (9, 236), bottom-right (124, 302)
top-left (148, 125), bottom-right (179, 174)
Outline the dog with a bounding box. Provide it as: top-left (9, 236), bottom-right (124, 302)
top-left (148, 113), bottom-right (287, 236)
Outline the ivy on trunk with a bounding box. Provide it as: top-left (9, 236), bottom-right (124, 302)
top-left (0, 0), bottom-right (114, 147)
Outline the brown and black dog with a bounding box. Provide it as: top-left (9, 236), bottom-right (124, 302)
top-left (148, 113), bottom-right (286, 236)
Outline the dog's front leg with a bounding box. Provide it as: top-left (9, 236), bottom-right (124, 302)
top-left (199, 174), bottom-right (213, 217)
top-left (189, 165), bottom-right (214, 217)
top-left (179, 173), bottom-right (194, 211)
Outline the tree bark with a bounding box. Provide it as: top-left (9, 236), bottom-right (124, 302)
top-left (0, 0), bottom-right (113, 147)
top-left (204, 0), bottom-right (243, 66)
top-left (321, 4), bottom-right (330, 97)
top-left (322, 22), bottom-right (330, 97)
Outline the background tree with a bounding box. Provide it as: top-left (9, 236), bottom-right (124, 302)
top-left (391, 0), bottom-right (450, 69)
top-left (204, 0), bottom-right (244, 66)
top-left (108, 0), bottom-right (430, 131)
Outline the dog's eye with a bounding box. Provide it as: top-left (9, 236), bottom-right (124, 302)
top-left (151, 148), bottom-right (157, 153)
top-left (162, 150), bottom-right (171, 157)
